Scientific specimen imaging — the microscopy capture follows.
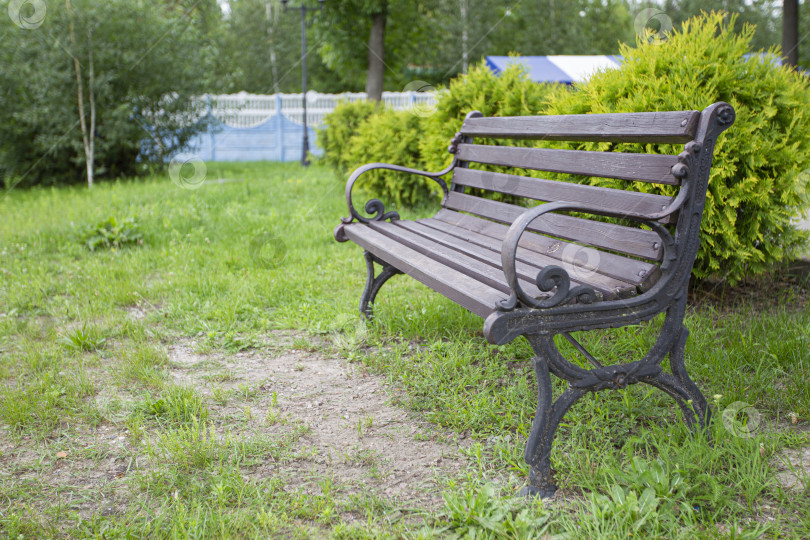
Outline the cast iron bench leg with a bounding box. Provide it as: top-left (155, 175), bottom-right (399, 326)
top-left (360, 251), bottom-right (402, 320)
top-left (641, 325), bottom-right (712, 432)
top-left (521, 350), bottom-right (587, 498)
top-left (520, 298), bottom-right (712, 498)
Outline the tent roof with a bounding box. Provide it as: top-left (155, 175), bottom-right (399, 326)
top-left (485, 55), bottom-right (622, 84)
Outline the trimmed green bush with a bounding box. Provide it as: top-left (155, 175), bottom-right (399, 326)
top-left (319, 63), bottom-right (559, 207)
top-left (316, 100), bottom-right (379, 172)
top-left (544, 11), bottom-right (810, 283)
top-left (343, 107), bottom-right (429, 208)
top-left (419, 62), bottom-right (560, 172)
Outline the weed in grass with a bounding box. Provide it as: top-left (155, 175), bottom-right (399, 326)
top-left (292, 336), bottom-right (319, 352)
top-left (438, 482), bottom-right (550, 539)
top-left (356, 415), bottom-right (374, 438)
top-left (136, 385), bottom-right (209, 425)
top-left (80, 216), bottom-right (143, 251)
top-left (264, 391), bottom-right (286, 425)
top-left (236, 382), bottom-right (261, 401)
top-left (210, 385), bottom-right (228, 406)
top-left (60, 324), bottom-right (106, 351)
top-left (150, 419), bottom-right (223, 470)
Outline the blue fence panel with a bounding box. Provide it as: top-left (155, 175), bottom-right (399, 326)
top-left (185, 113), bottom-right (322, 162)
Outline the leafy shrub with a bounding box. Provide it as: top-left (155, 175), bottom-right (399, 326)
top-left (418, 61), bottom-right (561, 172)
top-left (544, 11), bottom-right (810, 283)
top-left (316, 100), bottom-right (379, 172)
top-left (319, 63), bottom-right (559, 207)
top-left (81, 216), bottom-right (143, 251)
top-left (343, 107), bottom-right (430, 207)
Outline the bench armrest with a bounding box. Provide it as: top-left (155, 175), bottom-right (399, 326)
top-left (334, 160), bottom-right (457, 242)
top-left (497, 200), bottom-right (679, 311)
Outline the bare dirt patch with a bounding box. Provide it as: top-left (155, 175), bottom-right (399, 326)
top-left (773, 446), bottom-right (810, 493)
top-left (167, 332), bottom-right (471, 509)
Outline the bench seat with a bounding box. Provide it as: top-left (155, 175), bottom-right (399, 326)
top-left (343, 211), bottom-right (659, 319)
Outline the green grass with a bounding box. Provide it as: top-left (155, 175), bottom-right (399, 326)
top-left (0, 162), bottom-right (808, 538)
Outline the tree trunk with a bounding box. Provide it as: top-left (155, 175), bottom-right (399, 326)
top-left (87, 27), bottom-right (96, 189)
top-left (461, 0), bottom-right (468, 73)
top-left (67, 0), bottom-right (94, 188)
top-left (365, 10), bottom-right (386, 102)
top-left (783, 0), bottom-right (799, 68)
top-left (266, 0), bottom-right (280, 92)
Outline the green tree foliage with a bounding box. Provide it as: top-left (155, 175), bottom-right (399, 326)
top-left (208, 0), bottom-right (344, 94)
top-left (0, 0), bottom-right (211, 187)
top-left (486, 0), bottom-right (635, 57)
top-left (545, 11), bottom-right (810, 282)
top-left (312, 0), bottom-right (435, 95)
top-left (661, 1), bottom-right (782, 51)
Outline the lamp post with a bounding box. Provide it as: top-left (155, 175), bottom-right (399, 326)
top-left (281, 0), bottom-right (324, 167)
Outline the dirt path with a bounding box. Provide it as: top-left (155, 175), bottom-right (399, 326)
top-left (168, 333), bottom-right (471, 508)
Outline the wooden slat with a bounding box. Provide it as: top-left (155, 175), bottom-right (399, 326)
top-left (460, 110), bottom-right (700, 143)
top-left (342, 224), bottom-right (504, 318)
top-left (443, 192), bottom-right (662, 261)
top-left (395, 221), bottom-right (637, 298)
top-left (452, 168), bottom-right (676, 224)
top-left (367, 221), bottom-right (547, 299)
top-left (455, 144), bottom-right (680, 185)
top-left (425, 210), bottom-right (659, 288)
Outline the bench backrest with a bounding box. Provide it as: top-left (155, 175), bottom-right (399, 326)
top-left (443, 103), bottom-right (735, 286)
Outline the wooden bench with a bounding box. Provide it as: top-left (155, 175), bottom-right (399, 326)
top-left (334, 102), bottom-right (735, 497)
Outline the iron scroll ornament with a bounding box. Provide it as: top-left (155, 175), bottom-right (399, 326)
top-left (495, 169), bottom-right (691, 312)
top-left (334, 160), bottom-right (456, 242)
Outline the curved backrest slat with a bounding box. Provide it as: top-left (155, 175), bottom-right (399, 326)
top-left (443, 192), bottom-right (663, 261)
top-left (452, 168), bottom-right (676, 224)
top-left (460, 110), bottom-right (700, 143)
top-left (455, 144), bottom-right (680, 185)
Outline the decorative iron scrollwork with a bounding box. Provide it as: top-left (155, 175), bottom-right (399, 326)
top-left (447, 132), bottom-right (464, 154)
top-left (497, 265), bottom-right (596, 311)
top-left (496, 201), bottom-right (678, 313)
top-left (716, 104), bottom-right (735, 126)
top-left (335, 160), bottom-right (456, 242)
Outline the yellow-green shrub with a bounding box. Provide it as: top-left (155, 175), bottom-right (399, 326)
top-left (343, 107), bottom-right (429, 208)
top-left (316, 100), bottom-right (379, 172)
top-left (419, 62), bottom-right (560, 172)
top-left (544, 11), bottom-right (810, 283)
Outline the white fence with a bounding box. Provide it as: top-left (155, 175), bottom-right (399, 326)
top-left (202, 91), bottom-right (439, 129)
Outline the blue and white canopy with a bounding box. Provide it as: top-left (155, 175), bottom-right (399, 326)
top-left (487, 54), bottom-right (807, 84)
top-left (486, 55), bottom-right (622, 84)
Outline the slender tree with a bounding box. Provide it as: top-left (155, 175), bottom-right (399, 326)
top-left (783, 0), bottom-right (799, 67)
